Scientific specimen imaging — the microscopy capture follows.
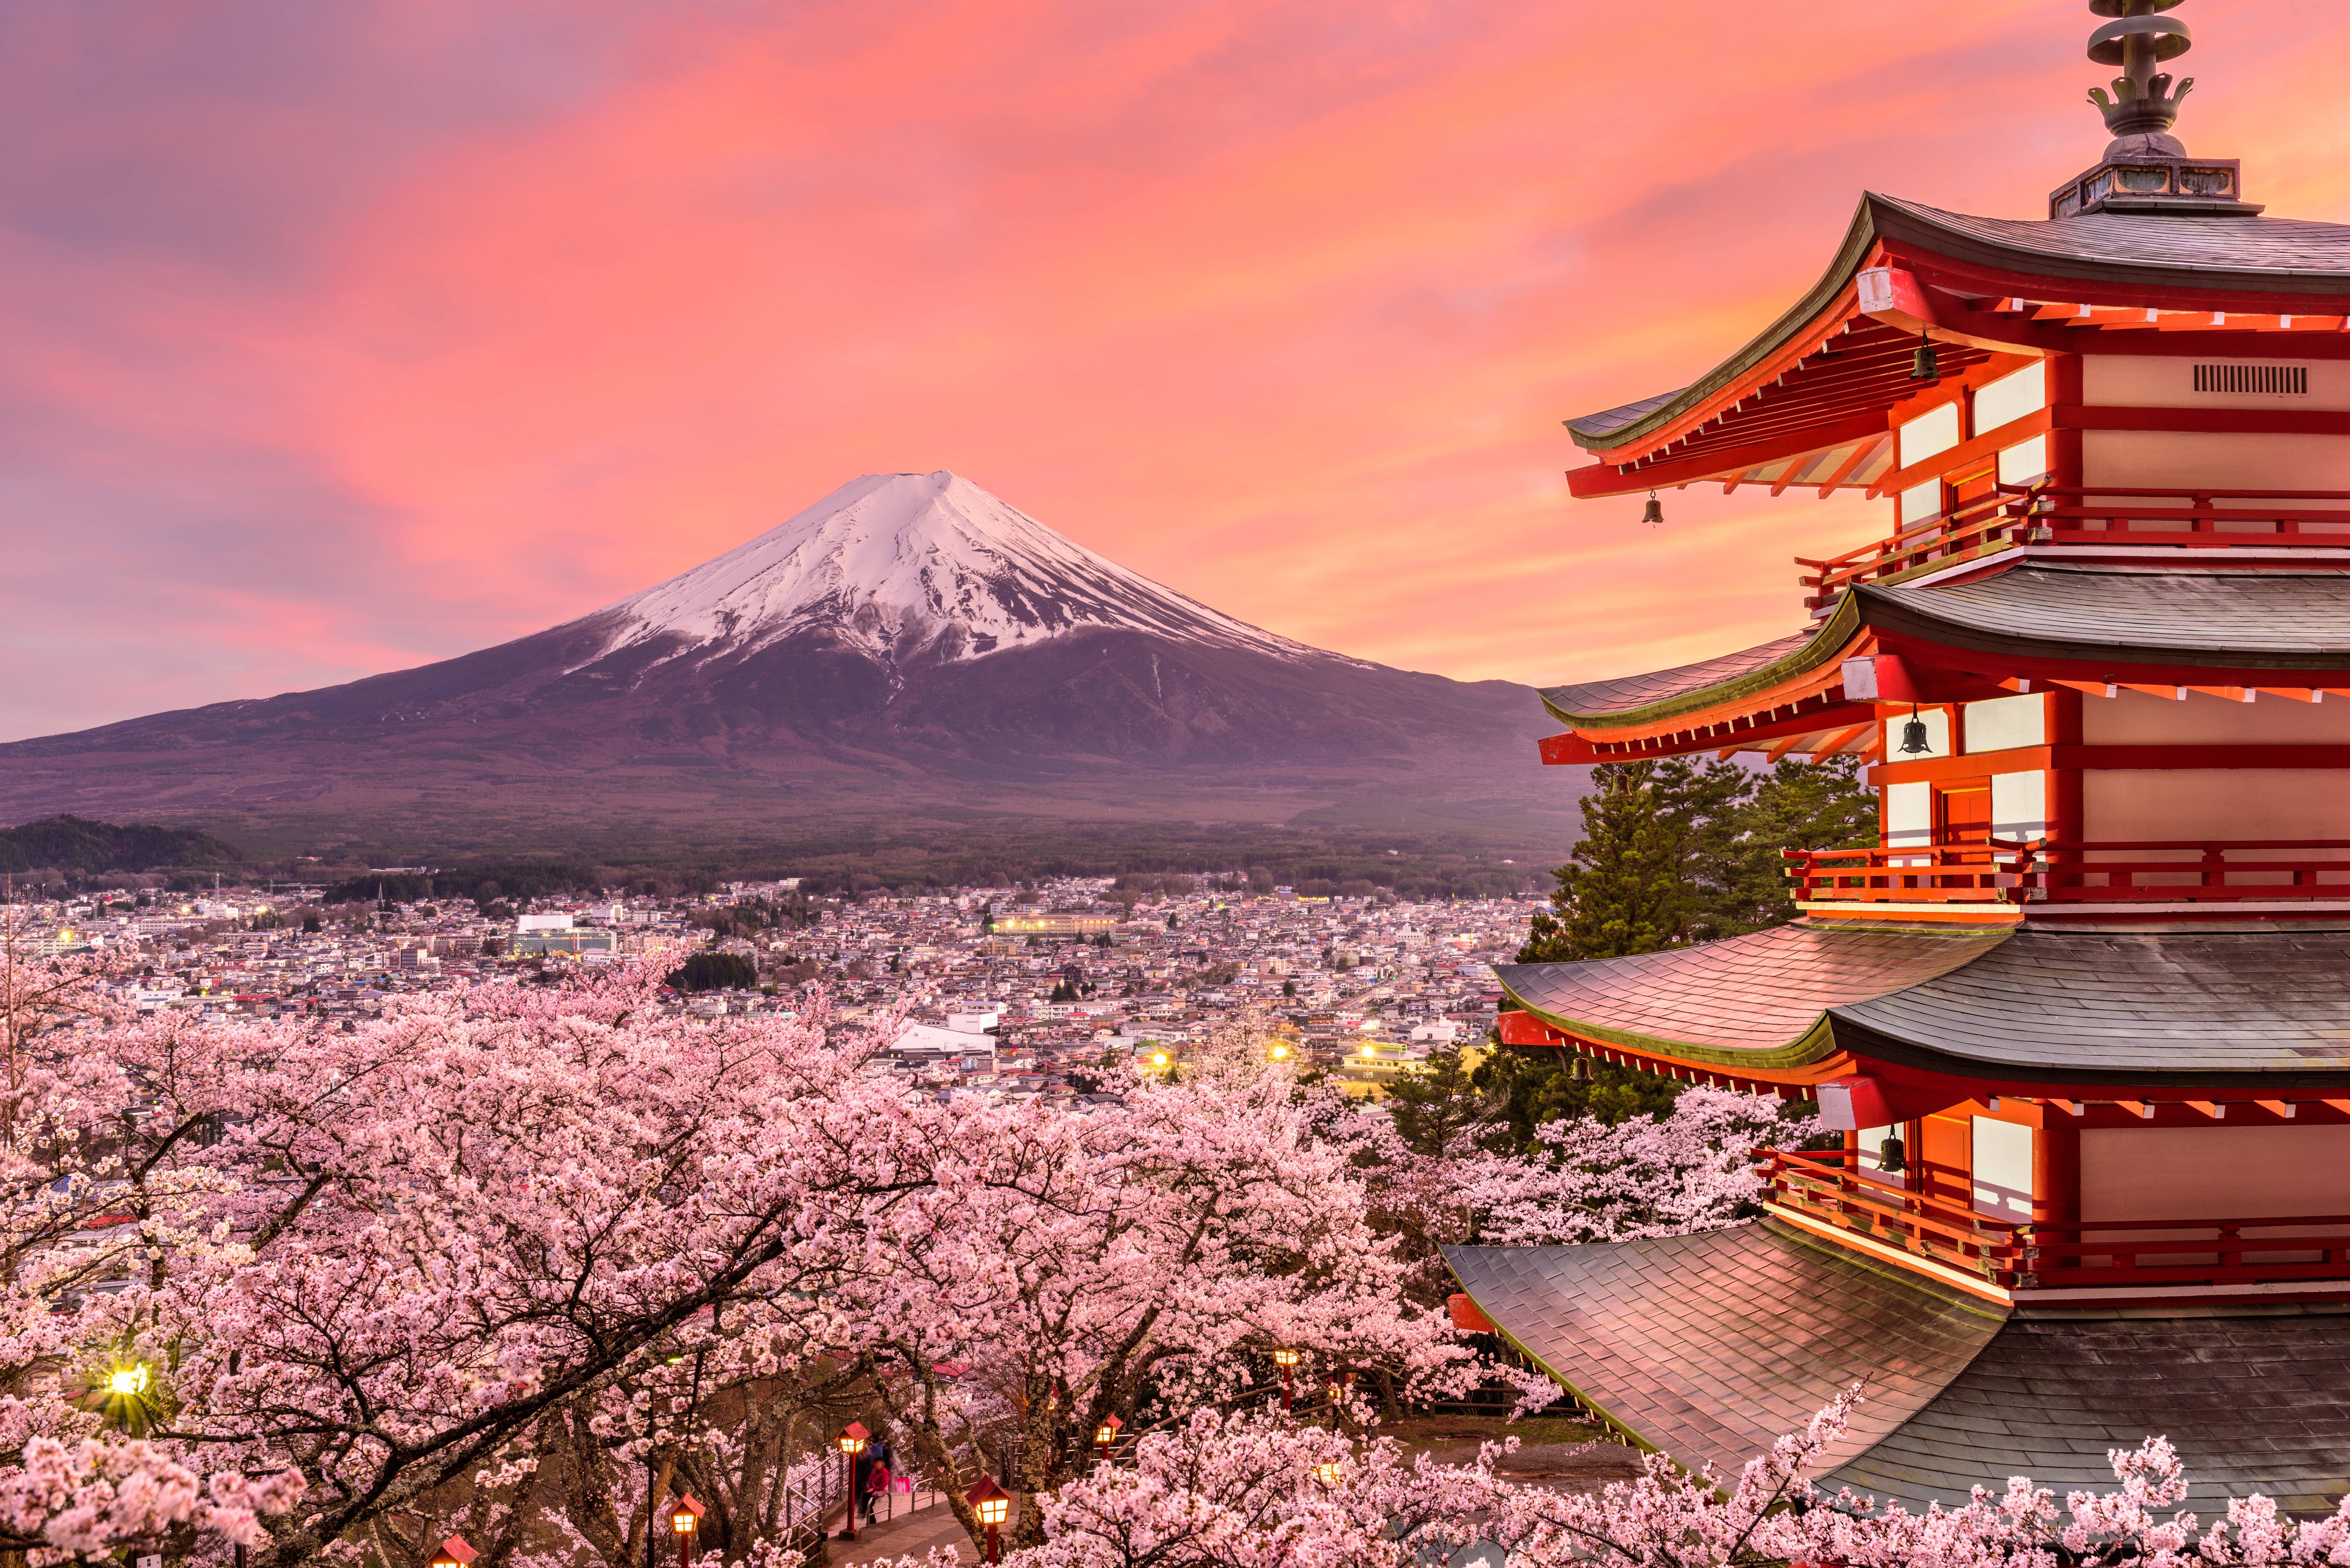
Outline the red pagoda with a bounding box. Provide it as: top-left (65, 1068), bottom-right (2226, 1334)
top-left (1447, 0), bottom-right (2350, 1512)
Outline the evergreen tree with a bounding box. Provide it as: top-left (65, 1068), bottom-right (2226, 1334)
top-left (1518, 762), bottom-right (1690, 962)
top-left (1520, 755), bottom-right (1878, 960)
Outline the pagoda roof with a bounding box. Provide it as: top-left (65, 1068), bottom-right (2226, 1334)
top-left (1541, 565), bottom-right (2350, 734)
top-left (1442, 1223), bottom-right (2002, 1481)
top-left (1498, 922), bottom-right (2350, 1087)
top-left (1869, 563), bottom-right (2350, 667)
top-left (1565, 193), bottom-right (2350, 498)
top-left (1540, 631), bottom-right (1812, 720)
top-left (1448, 1222), bottom-right (2350, 1512)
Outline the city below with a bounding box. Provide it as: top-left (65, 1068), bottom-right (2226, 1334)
top-left (21, 878), bottom-right (1531, 1099)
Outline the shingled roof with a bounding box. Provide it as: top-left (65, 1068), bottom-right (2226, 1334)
top-left (1537, 566), bottom-right (2350, 730)
top-left (1865, 565), bottom-right (2350, 669)
top-left (1566, 194), bottom-right (2350, 457)
top-left (1499, 921), bottom-right (2350, 1087)
top-left (1443, 1224), bottom-right (2004, 1480)
top-left (1448, 1221), bottom-right (2350, 1514)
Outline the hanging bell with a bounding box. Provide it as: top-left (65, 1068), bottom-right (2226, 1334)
top-left (1877, 1133), bottom-right (1907, 1174)
top-left (1898, 707), bottom-right (1932, 756)
top-left (1910, 330), bottom-right (1941, 384)
top-left (1570, 1055), bottom-right (1594, 1082)
top-left (1640, 490), bottom-right (1664, 527)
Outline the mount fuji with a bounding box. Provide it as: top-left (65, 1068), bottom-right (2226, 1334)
top-left (0, 472), bottom-right (1564, 851)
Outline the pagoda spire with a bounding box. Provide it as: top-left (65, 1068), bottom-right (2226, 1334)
top-left (2047, 0), bottom-right (2255, 218)
top-left (2085, 0), bottom-right (2193, 156)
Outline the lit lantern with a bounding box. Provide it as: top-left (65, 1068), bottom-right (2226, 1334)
top-left (965, 1476), bottom-right (1013, 1566)
top-left (834, 1424), bottom-right (869, 1542)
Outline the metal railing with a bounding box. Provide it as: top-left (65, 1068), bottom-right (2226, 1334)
top-left (1797, 482), bottom-right (2350, 609)
top-left (1762, 1149), bottom-right (2350, 1291)
top-left (1785, 840), bottom-right (2350, 904)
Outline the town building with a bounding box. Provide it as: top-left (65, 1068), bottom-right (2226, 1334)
top-left (1449, 0), bottom-right (2350, 1513)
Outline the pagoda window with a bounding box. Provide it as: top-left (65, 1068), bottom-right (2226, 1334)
top-left (1969, 1116), bottom-right (2034, 1222)
top-left (1899, 479), bottom-right (1944, 526)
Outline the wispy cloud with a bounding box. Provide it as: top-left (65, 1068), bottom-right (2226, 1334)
top-left (1, 0), bottom-right (2339, 739)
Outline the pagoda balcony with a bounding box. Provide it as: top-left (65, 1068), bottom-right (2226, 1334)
top-left (1798, 483), bottom-right (2350, 611)
top-left (1762, 1149), bottom-right (2350, 1296)
top-left (1785, 839), bottom-right (2350, 906)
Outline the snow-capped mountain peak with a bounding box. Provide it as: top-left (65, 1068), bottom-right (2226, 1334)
top-left (582, 471), bottom-right (1320, 666)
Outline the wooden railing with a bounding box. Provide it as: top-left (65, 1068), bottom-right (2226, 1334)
top-left (1797, 482), bottom-right (2350, 609)
top-left (1782, 843), bottom-right (2033, 904)
top-left (1798, 488), bottom-right (2026, 608)
top-left (1785, 839), bottom-right (2350, 904)
top-left (1760, 1149), bottom-right (2028, 1282)
top-left (1762, 1149), bottom-right (2350, 1291)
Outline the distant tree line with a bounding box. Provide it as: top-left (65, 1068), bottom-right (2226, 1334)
top-left (0, 815), bottom-right (239, 876)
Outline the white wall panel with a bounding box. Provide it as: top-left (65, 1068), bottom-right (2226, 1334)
top-left (2082, 687), bottom-right (2350, 743)
top-left (1899, 402), bottom-right (1961, 467)
top-left (1997, 434), bottom-right (2050, 485)
top-left (1964, 693), bottom-right (2048, 753)
top-left (2083, 1126), bottom-right (2350, 1220)
top-left (1971, 1118), bottom-right (2034, 1220)
top-left (2083, 431), bottom-right (2350, 494)
top-left (1974, 364), bottom-right (2048, 431)
top-left (2083, 770), bottom-right (2350, 841)
top-left (1885, 781), bottom-right (1932, 848)
top-left (1883, 709), bottom-right (1951, 759)
top-left (2084, 354), bottom-right (2350, 411)
top-left (1989, 772), bottom-right (2049, 841)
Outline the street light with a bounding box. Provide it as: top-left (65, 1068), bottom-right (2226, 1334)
top-left (965, 1476), bottom-right (1012, 1566)
top-left (1093, 1413), bottom-right (1123, 1457)
top-left (835, 1423), bottom-right (869, 1541)
top-left (1312, 1460), bottom-right (1342, 1486)
top-left (1271, 1347), bottom-right (1299, 1413)
top-left (670, 1494), bottom-right (704, 1568)
top-left (1269, 1043), bottom-right (1289, 1062)
top-left (428, 1535), bottom-right (477, 1568)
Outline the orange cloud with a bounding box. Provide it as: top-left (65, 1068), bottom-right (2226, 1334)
top-left (2, 0), bottom-right (2343, 738)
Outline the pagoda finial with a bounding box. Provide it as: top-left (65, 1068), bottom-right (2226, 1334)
top-left (2085, 0), bottom-right (2193, 157)
top-left (2050, 0), bottom-right (2254, 218)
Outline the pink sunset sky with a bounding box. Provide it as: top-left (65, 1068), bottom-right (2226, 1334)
top-left (4, 0), bottom-right (2346, 741)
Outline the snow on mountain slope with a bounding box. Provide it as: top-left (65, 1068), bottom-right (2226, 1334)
top-left (578, 470), bottom-right (1330, 668)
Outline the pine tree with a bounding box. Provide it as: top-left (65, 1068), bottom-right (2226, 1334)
top-left (1518, 763), bottom-right (1688, 962)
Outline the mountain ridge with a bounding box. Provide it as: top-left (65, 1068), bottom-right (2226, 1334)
top-left (0, 471), bottom-right (1572, 853)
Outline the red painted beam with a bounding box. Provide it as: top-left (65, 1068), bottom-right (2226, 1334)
top-left (2056, 404), bottom-right (2350, 437)
top-left (1869, 743), bottom-right (2350, 787)
top-left (1870, 407), bottom-right (2054, 499)
top-left (1567, 411), bottom-right (1889, 498)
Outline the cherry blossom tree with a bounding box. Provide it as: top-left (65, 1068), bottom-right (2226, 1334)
top-left (1355, 1084), bottom-right (1810, 1305)
top-left (0, 941), bottom-right (1525, 1567)
top-left (1007, 1384), bottom-right (2350, 1568)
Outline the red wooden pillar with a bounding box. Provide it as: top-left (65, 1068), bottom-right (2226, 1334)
top-left (2034, 1115), bottom-right (2082, 1274)
top-left (2049, 353), bottom-right (2084, 489)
